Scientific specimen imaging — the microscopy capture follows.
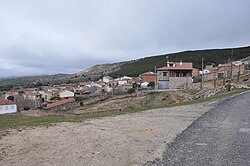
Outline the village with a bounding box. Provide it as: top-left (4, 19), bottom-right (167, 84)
top-left (0, 59), bottom-right (249, 115)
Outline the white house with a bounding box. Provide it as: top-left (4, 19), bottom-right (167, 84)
top-left (116, 76), bottom-right (132, 85)
top-left (59, 90), bottom-right (75, 98)
top-left (141, 82), bottom-right (149, 89)
top-left (0, 99), bottom-right (18, 114)
top-left (103, 76), bottom-right (113, 83)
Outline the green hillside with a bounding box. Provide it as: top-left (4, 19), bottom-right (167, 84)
top-left (111, 46), bottom-right (250, 77)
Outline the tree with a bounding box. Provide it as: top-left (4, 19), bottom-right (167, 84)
top-left (127, 88), bottom-right (135, 94)
top-left (148, 82), bottom-right (155, 88)
top-left (7, 96), bottom-right (14, 101)
top-left (50, 96), bottom-right (62, 101)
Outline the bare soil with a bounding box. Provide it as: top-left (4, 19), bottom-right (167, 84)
top-left (73, 91), bottom-right (185, 115)
top-left (0, 101), bottom-right (216, 166)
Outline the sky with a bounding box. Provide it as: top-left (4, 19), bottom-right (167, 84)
top-left (0, 0), bottom-right (250, 77)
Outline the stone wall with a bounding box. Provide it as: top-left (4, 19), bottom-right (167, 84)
top-left (169, 77), bottom-right (192, 89)
top-left (203, 65), bottom-right (245, 82)
top-left (43, 101), bottom-right (77, 113)
top-left (157, 71), bottom-right (169, 81)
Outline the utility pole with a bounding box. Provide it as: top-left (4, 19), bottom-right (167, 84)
top-left (230, 49), bottom-right (233, 79)
top-left (213, 72), bottom-right (217, 89)
top-left (228, 49), bottom-right (233, 91)
top-left (200, 57), bottom-right (204, 90)
top-left (154, 66), bottom-right (157, 91)
top-left (237, 64), bottom-right (240, 82)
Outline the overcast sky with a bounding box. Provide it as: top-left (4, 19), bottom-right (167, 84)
top-left (0, 0), bottom-right (250, 77)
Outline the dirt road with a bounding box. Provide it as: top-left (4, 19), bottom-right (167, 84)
top-left (0, 102), bottom-right (216, 166)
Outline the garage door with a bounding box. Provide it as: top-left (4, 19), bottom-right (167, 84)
top-left (158, 80), bottom-right (169, 89)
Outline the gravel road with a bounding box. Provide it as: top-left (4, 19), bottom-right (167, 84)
top-left (0, 100), bottom-right (216, 166)
top-left (146, 91), bottom-right (250, 166)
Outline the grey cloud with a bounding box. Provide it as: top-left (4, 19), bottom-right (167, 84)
top-left (0, 0), bottom-right (250, 77)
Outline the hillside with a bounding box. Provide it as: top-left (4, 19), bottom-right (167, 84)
top-left (1, 45), bottom-right (250, 88)
top-left (110, 46), bottom-right (250, 77)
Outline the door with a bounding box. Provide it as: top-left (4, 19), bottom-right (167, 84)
top-left (158, 80), bottom-right (169, 89)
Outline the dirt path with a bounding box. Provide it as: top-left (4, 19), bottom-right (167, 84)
top-left (0, 102), bottom-right (216, 166)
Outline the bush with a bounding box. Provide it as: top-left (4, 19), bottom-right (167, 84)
top-left (148, 82), bottom-right (155, 88)
top-left (50, 96), bottom-right (62, 101)
top-left (128, 88), bottom-right (136, 94)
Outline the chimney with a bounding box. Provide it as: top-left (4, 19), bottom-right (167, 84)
top-left (180, 61), bottom-right (183, 66)
top-left (167, 61), bottom-right (170, 67)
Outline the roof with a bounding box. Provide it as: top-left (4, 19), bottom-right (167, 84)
top-left (141, 71), bottom-right (156, 75)
top-left (0, 99), bottom-right (16, 105)
top-left (157, 62), bottom-right (193, 71)
top-left (59, 90), bottom-right (74, 94)
top-left (103, 76), bottom-right (113, 79)
top-left (46, 98), bottom-right (75, 109)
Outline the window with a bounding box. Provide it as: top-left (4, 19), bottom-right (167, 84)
top-left (5, 106), bottom-right (8, 110)
top-left (163, 72), bottom-right (168, 76)
top-left (0, 106), bottom-right (2, 110)
top-left (11, 105), bottom-right (14, 109)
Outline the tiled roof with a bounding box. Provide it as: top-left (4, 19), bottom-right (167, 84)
top-left (0, 99), bottom-right (16, 105)
top-left (142, 71), bottom-right (156, 75)
top-left (157, 62), bottom-right (193, 71)
top-left (46, 98), bottom-right (75, 109)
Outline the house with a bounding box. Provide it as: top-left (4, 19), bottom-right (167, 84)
top-left (48, 88), bottom-right (60, 96)
top-left (156, 61), bottom-right (193, 89)
top-left (103, 76), bottom-right (113, 83)
top-left (140, 71), bottom-right (156, 83)
top-left (119, 83), bottom-right (133, 92)
top-left (23, 91), bottom-right (42, 100)
top-left (0, 99), bottom-right (17, 114)
top-left (203, 62), bottom-right (245, 81)
top-left (59, 90), bottom-right (75, 98)
top-left (192, 68), bottom-right (200, 76)
top-left (39, 91), bottom-right (53, 102)
top-left (141, 82), bottom-right (149, 89)
top-left (91, 82), bottom-right (104, 90)
top-left (4, 91), bottom-right (19, 101)
top-left (116, 76), bottom-right (132, 85)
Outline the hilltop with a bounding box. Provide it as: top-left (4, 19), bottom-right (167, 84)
top-left (1, 45), bottom-right (250, 88)
top-left (109, 46), bottom-right (250, 77)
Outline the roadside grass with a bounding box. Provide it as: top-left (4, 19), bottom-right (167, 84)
top-left (0, 89), bottom-right (248, 133)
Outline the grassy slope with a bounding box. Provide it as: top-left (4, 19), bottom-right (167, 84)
top-left (111, 46), bottom-right (250, 77)
top-left (0, 89), bottom-right (247, 132)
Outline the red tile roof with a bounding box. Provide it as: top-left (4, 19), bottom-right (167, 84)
top-left (141, 71), bottom-right (156, 75)
top-left (0, 99), bottom-right (16, 105)
top-left (157, 62), bottom-right (193, 71)
top-left (46, 98), bottom-right (75, 109)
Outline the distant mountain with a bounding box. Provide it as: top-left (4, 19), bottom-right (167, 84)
top-left (0, 74), bottom-right (69, 89)
top-left (1, 45), bottom-right (250, 88)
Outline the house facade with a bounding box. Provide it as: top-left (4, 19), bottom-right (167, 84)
top-left (203, 62), bottom-right (245, 82)
top-left (0, 99), bottom-right (18, 114)
top-left (59, 90), bottom-right (75, 98)
top-left (156, 61), bottom-right (193, 89)
top-left (103, 76), bottom-right (113, 83)
top-left (140, 71), bottom-right (156, 83)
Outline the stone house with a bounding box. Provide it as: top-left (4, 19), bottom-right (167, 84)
top-left (203, 62), bottom-right (245, 81)
top-left (156, 61), bottom-right (193, 89)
